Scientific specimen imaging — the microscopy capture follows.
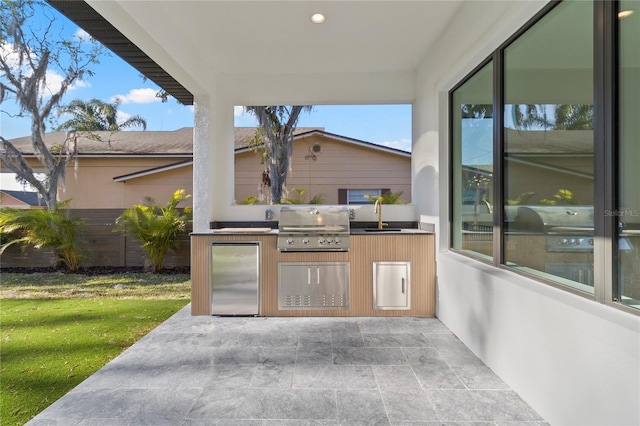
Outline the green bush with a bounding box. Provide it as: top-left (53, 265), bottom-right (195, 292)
top-left (0, 200), bottom-right (84, 271)
top-left (364, 191), bottom-right (406, 204)
top-left (115, 189), bottom-right (192, 273)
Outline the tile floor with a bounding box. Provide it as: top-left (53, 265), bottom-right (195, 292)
top-left (27, 305), bottom-right (548, 425)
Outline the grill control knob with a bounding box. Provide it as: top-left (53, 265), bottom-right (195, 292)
top-left (286, 238), bottom-right (294, 245)
top-left (302, 237), bottom-right (310, 245)
top-left (318, 238), bottom-right (326, 244)
top-left (334, 237), bottom-right (341, 244)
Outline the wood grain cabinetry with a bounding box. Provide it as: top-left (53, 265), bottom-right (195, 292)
top-left (191, 232), bottom-right (435, 316)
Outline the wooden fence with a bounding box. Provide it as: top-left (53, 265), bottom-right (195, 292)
top-left (0, 209), bottom-right (191, 270)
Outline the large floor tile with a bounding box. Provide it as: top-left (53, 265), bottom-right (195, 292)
top-left (26, 309), bottom-right (548, 426)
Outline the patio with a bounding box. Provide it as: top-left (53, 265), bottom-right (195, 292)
top-left (27, 305), bottom-right (547, 425)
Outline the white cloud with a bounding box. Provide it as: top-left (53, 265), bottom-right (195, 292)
top-left (73, 29), bottom-right (92, 42)
top-left (112, 88), bottom-right (161, 104)
top-left (380, 138), bottom-right (412, 153)
top-left (234, 105), bottom-right (244, 116)
top-left (117, 110), bottom-right (132, 125)
top-left (1, 42), bottom-right (89, 97)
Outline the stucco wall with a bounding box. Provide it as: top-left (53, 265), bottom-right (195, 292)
top-left (412, 1), bottom-right (640, 425)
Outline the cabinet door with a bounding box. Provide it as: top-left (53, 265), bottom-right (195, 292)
top-left (279, 264), bottom-right (315, 308)
top-left (317, 263), bottom-right (349, 309)
top-left (374, 262), bottom-right (410, 310)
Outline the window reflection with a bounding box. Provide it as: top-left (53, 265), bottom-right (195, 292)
top-left (503, 0), bottom-right (595, 293)
top-left (452, 62), bottom-right (493, 259)
top-left (617, 0), bottom-right (640, 308)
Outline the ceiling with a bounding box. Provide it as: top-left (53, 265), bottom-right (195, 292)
top-left (47, 1), bottom-right (528, 106)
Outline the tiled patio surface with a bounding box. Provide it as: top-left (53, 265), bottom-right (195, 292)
top-left (27, 305), bottom-right (548, 425)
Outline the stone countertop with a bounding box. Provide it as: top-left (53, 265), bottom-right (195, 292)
top-left (350, 228), bottom-right (434, 235)
top-left (192, 228), bottom-right (433, 236)
top-left (194, 221), bottom-right (434, 236)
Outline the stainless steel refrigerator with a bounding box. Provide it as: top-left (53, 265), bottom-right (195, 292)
top-left (211, 242), bottom-right (260, 315)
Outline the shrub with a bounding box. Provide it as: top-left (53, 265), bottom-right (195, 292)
top-left (115, 189), bottom-right (192, 273)
top-left (0, 200), bottom-right (84, 271)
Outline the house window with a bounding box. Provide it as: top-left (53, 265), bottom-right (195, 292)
top-left (348, 189), bottom-right (381, 205)
top-left (450, 0), bottom-right (638, 311)
top-left (617, 0), bottom-right (640, 308)
top-left (451, 61), bottom-right (494, 260)
top-left (338, 189), bottom-right (389, 205)
top-left (503, 0), bottom-right (594, 293)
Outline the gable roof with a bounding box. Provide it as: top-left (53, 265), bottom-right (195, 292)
top-left (8, 127), bottom-right (323, 157)
top-left (113, 129), bottom-right (410, 182)
top-left (8, 128), bottom-right (194, 157)
top-left (0, 190), bottom-right (47, 207)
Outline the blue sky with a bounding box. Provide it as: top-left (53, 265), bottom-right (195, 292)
top-left (0, 3), bottom-right (411, 190)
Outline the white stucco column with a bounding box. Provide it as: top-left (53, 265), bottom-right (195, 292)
top-left (192, 96), bottom-right (210, 232)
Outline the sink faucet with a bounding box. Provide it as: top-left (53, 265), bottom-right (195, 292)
top-left (374, 200), bottom-right (388, 230)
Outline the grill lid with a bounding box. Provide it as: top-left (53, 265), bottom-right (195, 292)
top-left (514, 206), bottom-right (594, 233)
top-left (278, 206), bottom-right (350, 251)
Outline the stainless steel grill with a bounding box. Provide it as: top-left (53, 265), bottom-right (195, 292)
top-left (277, 206), bottom-right (350, 251)
top-left (513, 206), bottom-right (594, 285)
top-left (514, 206), bottom-right (594, 252)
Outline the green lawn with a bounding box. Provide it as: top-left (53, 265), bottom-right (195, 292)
top-left (0, 273), bottom-right (190, 426)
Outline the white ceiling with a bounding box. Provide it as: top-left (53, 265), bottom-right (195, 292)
top-left (87, 1), bottom-right (479, 90)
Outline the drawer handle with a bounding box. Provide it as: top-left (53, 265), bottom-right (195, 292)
top-left (402, 277), bottom-right (405, 294)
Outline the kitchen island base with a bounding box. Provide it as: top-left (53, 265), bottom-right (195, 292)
top-left (191, 232), bottom-right (435, 317)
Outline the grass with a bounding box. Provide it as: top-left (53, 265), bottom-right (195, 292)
top-left (0, 272), bottom-right (191, 426)
top-left (0, 272), bottom-right (191, 300)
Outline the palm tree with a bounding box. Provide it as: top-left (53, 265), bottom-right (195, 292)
top-left (115, 189), bottom-right (192, 273)
top-left (57, 98), bottom-right (147, 139)
top-left (245, 105), bottom-right (312, 204)
top-left (511, 104), bottom-right (593, 131)
top-left (0, 200), bottom-right (84, 271)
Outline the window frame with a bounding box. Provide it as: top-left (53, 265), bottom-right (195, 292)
top-left (448, 0), bottom-right (637, 314)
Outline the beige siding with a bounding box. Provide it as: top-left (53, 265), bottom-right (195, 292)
top-left (507, 156), bottom-right (593, 204)
top-left (24, 157), bottom-right (194, 209)
top-left (235, 134), bottom-right (411, 204)
top-left (21, 132), bottom-right (409, 210)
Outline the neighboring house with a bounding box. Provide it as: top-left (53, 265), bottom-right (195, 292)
top-left (6, 128), bottom-right (193, 209)
top-left (5, 128), bottom-right (410, 209)
top-left (0, 190), bottom-right (47, 209)
top-left (235, 130), bottom-right (411, 205)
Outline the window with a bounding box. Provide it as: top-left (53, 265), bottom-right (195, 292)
top-left (340, 189), bottom-right (385, 205)
top-left (449, 0), bottom-right (638, 311)
top-left (451, 61), bottom-right (494, 259)
top-left (503, 0), bottom-right (594, 293)
top-left (617, 0), bottom-right (640, 308)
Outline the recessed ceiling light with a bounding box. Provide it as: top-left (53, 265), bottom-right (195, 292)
top-left (310, 13), bottom-right (326, 24)
top-left (618, 10), bottom-right (634, 18)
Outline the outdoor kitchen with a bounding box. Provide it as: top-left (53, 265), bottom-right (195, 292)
top-left (190, 205), bottom-right (436, 317)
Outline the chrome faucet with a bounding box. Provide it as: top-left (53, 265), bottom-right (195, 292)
top-left (374, 199), bottom-right (388, 230)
